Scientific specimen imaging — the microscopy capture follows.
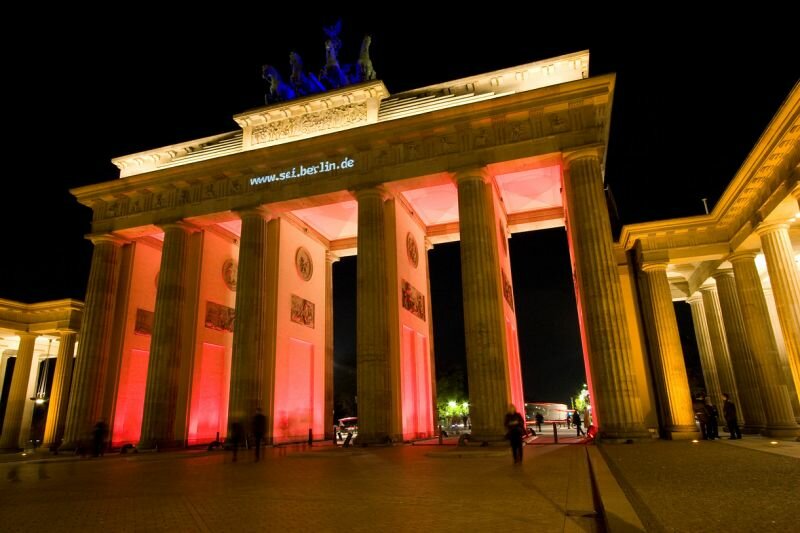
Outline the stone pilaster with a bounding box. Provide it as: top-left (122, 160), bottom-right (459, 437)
top-left (729, 253), bottom-right (799, 437)
top-left (713, 271), bottom-right (766, 432)
top-left (61, 236), bottom-right (125, 451)
top-left (699, 284), bottom-right (741, 414)
top-left (424, 238), bottom-right (438, 432)
top-left (355, 187), bottom-right (394, 443)
top-left (42, 331), bottom-right (77, 449)
top-left (756, 223), bottom-right (800, 411)
top-left (324, 251), bottom-right (338, 440)
top-left (139, 223), bottom-right (193, 449)
top-left (687, 295), bottom-right (723, 409)
top-left (0, 333), bottom-right (37, 450)
top-left (227, 209), bottom-right (274, 435)
top-left (562, 149), bottom-right (648, 439)
top-left (454, 168), bottom-right (515, 443)
top-left (638, 264), bottom-right (699, 438)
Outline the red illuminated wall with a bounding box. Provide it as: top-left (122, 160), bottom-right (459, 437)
top-left (187, 230), bottom-right (237, 445)
top-left (492, 186), bottom-right (525, 414)
top-left (111, 241), bottom-right (160, 446)
top-left (394, 205), bottom-right (434, 439)
top-left (272, 219), bottom-right (326, 443)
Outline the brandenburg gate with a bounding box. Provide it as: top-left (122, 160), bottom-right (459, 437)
top-left (4, 50), bottom-right (796, 452)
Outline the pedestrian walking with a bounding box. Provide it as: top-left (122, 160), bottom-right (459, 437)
top-left (504, 404), bottom-right (525, 465)
top-left (252, 408), bottom-right (267, 462)
top-left (572, 411), bottom-right (585, 437)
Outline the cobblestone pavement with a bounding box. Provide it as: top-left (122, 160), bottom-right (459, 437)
top-left (599, 439), bottom-right (800, 532)
top-left (0, 443), bottom-right (594, 532)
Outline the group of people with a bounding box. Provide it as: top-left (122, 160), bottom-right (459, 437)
top-left (228, 408), bottom-right (268, 462)
top-left (694, 392), bottom-right (742, 440)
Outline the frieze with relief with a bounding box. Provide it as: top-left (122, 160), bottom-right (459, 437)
top-left (251, 103), bottom-right (367, 146)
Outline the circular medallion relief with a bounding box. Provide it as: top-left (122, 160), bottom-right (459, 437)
top-left (295, 247), bottom-right (313, 281)
top-left (406, 232), bottom-right (419, 268)
top-left (222, 258), bottom-right (238, 291)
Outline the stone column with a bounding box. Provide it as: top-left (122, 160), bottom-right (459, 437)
top-left (687, 295), bottom-right (723, 408)
top-left (425, 238), bottom-right (438, 432)
top-left (227, 209), bottom-right (273, 433)
top-left (699, 284), bottom-right (740, 412)
top-left (638, 264), bottom-right (699, 438)
top-left (756, 223), bottom-right (800, 407)
top-left (42, 331), bottom-right (77, 449)
top-left (454, 168), bottom-right (515, 443)
top-left (729, 253), bottom-right (799, 437)
top-left (0, 334), bottom-right (37, 450)
top-left (61, 236), bottom-right (125, 451)
top-left (355, 187), bottom-right (395, 444)
top-left (763, 287), bottom-right (800, 422)
top-left (139, 223), bottom-right (193, 449)
top-left (713, 271), bottom-right (766, 432)
top-left (324, 251), bottom-right (338, 440)
top-left (562, 149), bottom-right (648, 439)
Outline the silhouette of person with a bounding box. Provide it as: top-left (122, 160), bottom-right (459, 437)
top-left (535, 412), bottom-right (544, 433)
top-left (572, 411), bottom-right (585, 437)
top-left (504, 404), bottom-right (525, 464)
top-left (229, 420), bottom-right (245, 462)
top-left (704, 396), bottom-right (719, 440)
top-left (92, 420), bottom-right (108, 457)
top-left (566, 413), bottom-right (571, 429)
top-left (252, 408), bottom-right (267, 462)
top-left (722, 393), bottom-right (742, 439)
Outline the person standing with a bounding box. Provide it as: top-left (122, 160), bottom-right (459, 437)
top-left (535, 412), bottom-right (544, 433)
top-left (229, 420), bottom-right (245, 462)
top-left (572, 411), bottom-right (585, 437)
top-left (504, 404), bottom-right (525, 465)
top-left (92, 420), bottom-right (108, 457)
top-left (704, 397), bottom-right (719, 440)
top-left (252, 408), bottom-right (267, 462)
top-left (566, 413), bottom-right (571, 429)
top-left (722, 393), bottom-right (742, 439)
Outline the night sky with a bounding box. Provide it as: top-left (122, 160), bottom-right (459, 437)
top-left (4, 11), bottom-right (797, 407)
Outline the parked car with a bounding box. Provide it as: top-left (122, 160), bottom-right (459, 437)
top-left (337, 417), bottom-right (358, 440)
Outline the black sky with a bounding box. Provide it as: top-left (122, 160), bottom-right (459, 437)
top-left (3, 11), bottom-right (797, 406)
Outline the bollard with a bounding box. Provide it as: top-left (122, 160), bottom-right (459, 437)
top-left (439, 425), bottom-right (443, 445)
top-left (553, 422), bottom-right (558, 444)
top-left (308, 428), bottom-right (313, 446)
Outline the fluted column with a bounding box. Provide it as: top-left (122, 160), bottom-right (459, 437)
top-left (699, 284), bottom-right (741, 413)
top-left (638, 264), bottom-right (698, 438)
top-left (454, 169), bottom-right (515, 443)
top-left (687, 295), bottom-right (723, 408)
top-left (324, 251), bottom-right (338, 440)
top-left (42, 331), bottom-right (77, 449)
top-left (713, 271), bottom-right (766, 432)
top-left (563, 149), bottom-right (647, 439)
top-left (139, 223), bottom-right (192, 449)
top-left (227, 209), bottom-right (273, 436)
top-left (0, 334), bottom-right (37, 450)
top-left (729, 253), bottom-right (799, 437)
top-left (757, 223), bottom-right (800, 407)
top-left (763, 287), bottom-right (800, 422)
top-left (355, 187), bottom-right (394, 443)
top-left (61, 236), bottom-right (125, 451)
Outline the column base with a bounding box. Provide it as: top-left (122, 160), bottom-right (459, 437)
top-left (742, 424), bottom-right (766, 434)
top-left (137, 439), bottom-right (185, 451)
top-left (663, 428), bottom-right (702, 440)
top-left (353, 433), bottom-right (401, 446)
top-left (598, 425), bottom-right (652, 442)
top-left (762, 426), bottom-right (800, 438)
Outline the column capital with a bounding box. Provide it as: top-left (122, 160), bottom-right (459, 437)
top-left (755, 222), bottom-right (789, 237)
top-left (56, 328), bottom-right (78, 336)
top-left (686, 293), bottom-right (703, 305)
top-left (235, 205), bottom-right (280, 220)
top-left (14, 331), bottom-right (37, 341)
top-left (86, 233), bottom-right (128, 246)
top-left (640, 262), bottom-right (669, 273)
top-left (424, 237), bottom-right (434, 251)
top-left (698, 280), bottom-right (717, 293)
top-left (351, 185), bottom-right (392, 202)
top-left (727, 251), bottom-right (759, 264)
top-left (325, 250), bottom-right (340, 264)
top-left (712, 268), bottom-right (734, 281)
top-left (450, 165), bottom-right (491, 186)
top-left (156, 220), bottom-right (201, 234)
top-left (562, 145), bottom-right (604, 166)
